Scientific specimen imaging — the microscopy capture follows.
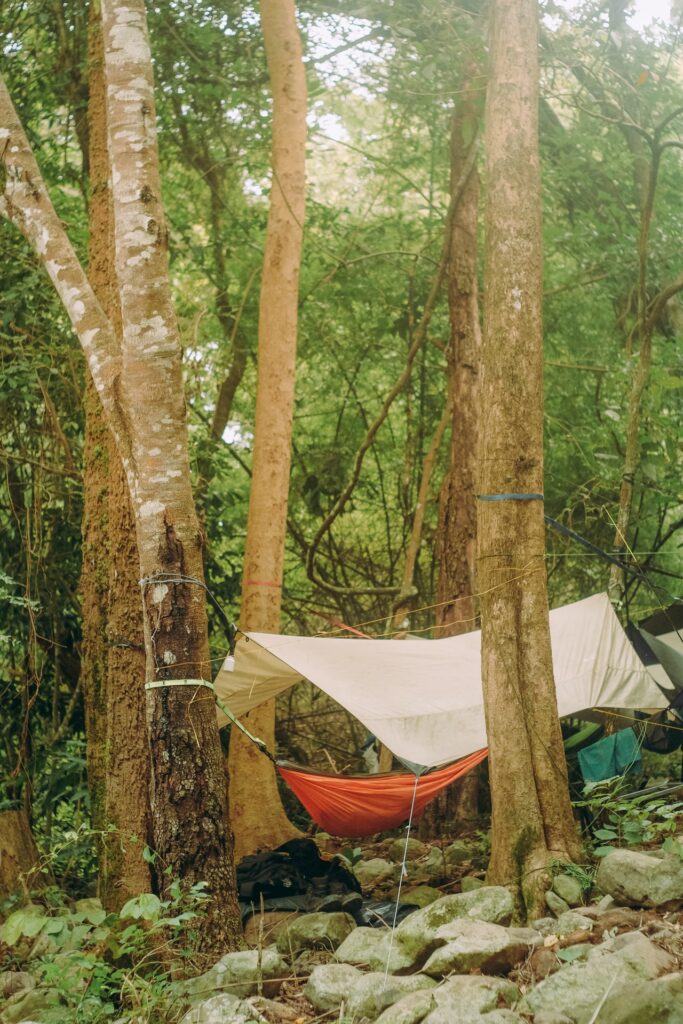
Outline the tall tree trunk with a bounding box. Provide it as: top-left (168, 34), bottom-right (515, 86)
top-left (0, 2), bottom-right (241, 953)
top-left (421, 91), bottom-right (483, 837)
top-left (81, 0), bottom-right (151, 909)
top-left (228, 0), bottom-right (307, 862)
top-left (99, 0), bottom-right (240, 950)
top-left (477, 0), bottom-right (579, 919)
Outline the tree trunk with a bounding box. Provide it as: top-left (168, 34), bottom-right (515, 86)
top-left (420, 88), bottom-right (482, 838)
top-left (99, 0), bottom-right (240, 951)
top-left (0, 810), bottom-right (42, 899)
top-left (477, 0), bottom-right (580, 919)
top-left (0, 3), bottom-right (241, 953)
top-left (81, 0), bottom-right (151, 910)
top-left (228, 0), bottom-right (307, 862)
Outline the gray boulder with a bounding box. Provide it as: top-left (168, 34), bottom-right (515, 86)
top-left (275, 911), bottom-right (355, 956)
top-left (335, 926), bottom-right (413, 974)
top-left (181, 946), bottom-right (287, 1002)
top-left (345, 972), bottom-right (437, 1020)
top-left (373, 989), bottom-right (437, 1024)
top-left (304, 963), bottom-right (362, 1012)
top-left (0, 973), bottom-right (36, 999)
top-left (399, 885), bottom-right (442, 908)
top-left (545, 890), bottom-right (570, 917)
top-left (421, 920), bottom-right (530, 977)
top-left (598, 972), bottom-right (683, 1024)
top-left (393, 886), bottom-right (514, 969)
top-left (355, 858), bottom-right (400, 889)
top-left (518, 931), bottom-right (670, 1023)
top-left (552, 873), bottom-right (584, 908)
top-left (422, 975), bottom-right (520, 1022)
top-left (591, 930), bottom-right (675, 976)
top-left (179, 993), bottom-right (257, 1024)
top-left (387, 838), bottom-right (428, 862)
top-left (461, 876), bottom-right (485, 892)
top-left (444, 840), bottom-right (471, 865)
top-left (0, 987), bottom-right (62, 1024)
top-left (596, 848), bottom-right (683, 907)
top-left (553, 910), bottom-right (593, 936)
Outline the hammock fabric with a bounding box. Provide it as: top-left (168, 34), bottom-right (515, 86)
top-left (277, 748), bottom-right (488, 836)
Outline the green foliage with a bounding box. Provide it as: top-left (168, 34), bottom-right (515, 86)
top-left (577, 779), bottom-right (683, 857)
top-left (0, 882), bottom-right (209, 1023)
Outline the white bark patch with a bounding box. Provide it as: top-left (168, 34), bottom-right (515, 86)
top-left (511, 287), bottom-right (522, 312)
top-left (162, 650), bottom-right (177, 665)
top-left (148, 447), bottom-right (161, 456)
top-left (151, 583), bottom-right (168, 604)
top-left (139, 499), bottom-right (164, 517)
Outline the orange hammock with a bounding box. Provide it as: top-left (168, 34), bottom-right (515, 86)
top-left (277, 748), bottom-right (488, 836)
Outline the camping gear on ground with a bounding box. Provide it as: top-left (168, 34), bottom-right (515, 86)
top-left (236, 837), bottom-right (362, 922)
top-left (277, 749), bottom-right (488, 836)
top-left (577, 727), bottom-right (643, 784)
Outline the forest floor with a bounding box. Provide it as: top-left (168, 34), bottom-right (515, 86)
top-left (2, 821), bottom-right (683, 1023)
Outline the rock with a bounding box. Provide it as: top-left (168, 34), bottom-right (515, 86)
top-left (518, 930), bottom-right (670, 1023)
top-left (598, 971), bottom-right (683, 1024)
top-left (554, 910), bottom-right (593, 936)
top-left (181, 947), bottom-right (287, 1002)
top-left (393, 886), bottom-right (515, 970)
top-left (275, 911), bottom-right (355, 956)
top-left (0, 987), bottom-right (62, 1024)
top-left (531, 916), bottom-right (558, 936)
top-left (345, 972), bottom-right (437, 1020)
top-left (444, 840), bottom-right (471, 865)
top-left (243, 911), bottom-right (297, 947)
top-left (179, 993), bottom-right (257, 1024)
top-left (544, 890), bottom-right (570, 917)
top-left (355, 858), bottom-right (400, 889)
top-left (304, 964), bottom-right (362, 1012)
top-left (507, 925), bottom-right (543, 947)
top-left (593, 930), bottom-right (675, 976)
top-left (421, 920), bottom-right (530, 977)
top-left (461, 876), bottom-right (485, 892)
top-left (421, 975), bottom-right (519, 1022)
top-left (529, 946), bottom-right (560, 980)
top-left (0, 973), bottom-right (36, 999)
top-left (399, 885), bottom-right (442, 908)
top-left (374, 989), bottom-right (436, 1024)
top-left (531, 1014), bottom-right (574, 1024)
top-left (596, 848), bottom-right (683, 907)
top-left (335, 926), bottom-right (413, 974)
top-left (418, 848), bottom-right (449, 879)
top-left (387, 838), bottom-right (428, 862)
top-left (552, 873), bottom-right (583, 908)
top-left (595, 893), bottom-right (616, 914)
top-left (245, 996), bottom-right (303, 1023)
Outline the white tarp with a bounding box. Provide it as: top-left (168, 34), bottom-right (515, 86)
top-left (215, 593), bottom-right (669, 768)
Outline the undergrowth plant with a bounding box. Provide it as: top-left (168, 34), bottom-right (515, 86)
top-left (0, 870), bottom-right (209, 1023)
top-left (576, 779), bottom-right (683, 857)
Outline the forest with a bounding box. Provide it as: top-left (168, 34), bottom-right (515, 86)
top-left (0, 0), bottom-right (682, 1022)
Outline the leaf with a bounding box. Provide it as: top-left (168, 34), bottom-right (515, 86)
top-left (593, 828), bottom-right (618, 840)
top-left (557, 945), bottom-right (587, 962)
top-left (0, 906), bottom-right (45, 946)
top-left (594, 845), bottom-right (617, 857)
top-left (119, 892), bottom-right (162, 921)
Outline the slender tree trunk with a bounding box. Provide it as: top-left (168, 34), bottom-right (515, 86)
top-left (228, 0), bottom-right (307, 861)
top-left (477, 0), bottom-right (579, 919)
top-left (0, 809), bottom-right (42, 899)
top-left (81, 0), bottom-right (151, 909)
top-left (420, 88), bottom-right (482, 837)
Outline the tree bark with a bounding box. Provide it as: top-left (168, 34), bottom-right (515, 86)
top-left (0, 1), bottom-right (241, 953)
top-left (421, 88), bottom-right (482, 836)
top-left (477, 0), bottom-right (580, 919)
top-left (80, 0), bottom-right (151, 909)
top-left (0, 810), bottom-right (42, 899)
top-left (228, 0), bottom-right (307, 862)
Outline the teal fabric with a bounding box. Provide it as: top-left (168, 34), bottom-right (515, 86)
top-left (577, 727), bottom-right (642, 784)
